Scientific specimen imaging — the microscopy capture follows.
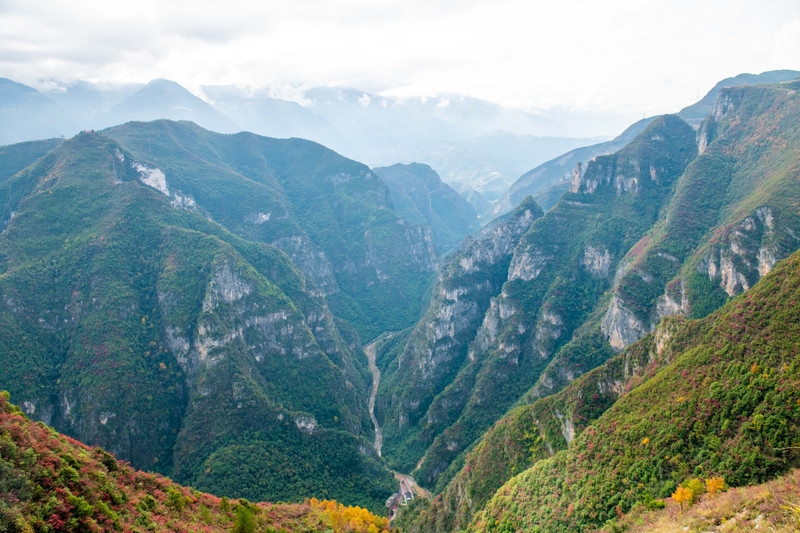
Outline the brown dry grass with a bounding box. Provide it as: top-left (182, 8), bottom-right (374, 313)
top-left (598, 469), bottom-right (800, 533)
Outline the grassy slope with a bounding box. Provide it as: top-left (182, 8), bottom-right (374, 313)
top-left (471, 247), bottom-right (800, 532)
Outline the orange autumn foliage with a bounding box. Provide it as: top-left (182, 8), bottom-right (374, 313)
top-left (308, 498), bottom-right (391, 533)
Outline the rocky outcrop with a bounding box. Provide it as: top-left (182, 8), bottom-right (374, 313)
top-left (600, 84), bottom-right (800, 352)
top-left (494, 117), bottom-right (656, 217)
top-left (382, 116), bottom-right (698, 487)
top-left (698, 206), bottom-right (786, 297)
top-left (582, 245), bottom-right (612, 279)
top-left (271, 235), bottom-right (339, 297)
top-left (601, 296), bottom-right (648, 351)
top-left (377, 199), bottom-right (542, 471)
top-left (507, 246), bottom-right (549, 281)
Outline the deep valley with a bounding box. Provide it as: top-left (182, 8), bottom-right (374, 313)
top-left (1, 71), bottom-right (800, 532)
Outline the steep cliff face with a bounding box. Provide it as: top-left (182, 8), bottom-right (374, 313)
top-left (395, 81), bottom-right (800, 531)
top-left (376, 116), bottom-right (697, 490)
top-left (603, 82), bottom-right (800, 351)
top-left (412, 115), bottom-right (697, 491)
top-left (0, 131), bottom-right (395, 511)
top-left (469, 247), bottom-right (800, 533)
top-left (492, 118), bottom-right (656, 216)
top-left (396, 316), bottom-right (695, 533)
top-left (375, 198), bottom-right (542, 472)
top-left (678, 69), bottom-right (800, 128)
top-left (104, 121), bottom-right (440, 341)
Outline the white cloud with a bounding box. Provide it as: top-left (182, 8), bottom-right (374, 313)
top-left (771, 17), bottom-right (800, 66)
top-left (0, 0), bottom-right (798, 125)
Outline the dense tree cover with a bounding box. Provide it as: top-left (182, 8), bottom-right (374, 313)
top-left (470, 247), bottom-right (800, 532)
top-left (0, 138), bottom-right (63, 185)
top-left (399, 82), bottom-right (800, 533)
top-left (381, 114), bottom-right (698, 492)
top-left (614, 82), bottom-right (800, 326)
top-left (0, 131), bottom-right (395, 512)
top-left (394, 317), bottom-right (702, 532)
top-left (103, 120), bottom-right (439, 341)
top-left (373, 162), bottom-right (480, 254)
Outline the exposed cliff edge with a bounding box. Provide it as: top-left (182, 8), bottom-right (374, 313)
top-left (602, 82), bottom-right (800, 352)
top-left (468, 246), bottom-right (800, 532)
top-left (398, 81), bottom-right (800, 532)
top-left (376, 115), bottom-right (697, 492)
top-left (376, 197), bottom-right (542, 473)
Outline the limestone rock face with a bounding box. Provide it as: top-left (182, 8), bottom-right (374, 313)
top-left (698, 206), bottom-right (787, 297)
top-left (380, 115), bottom-right (699, 487)
top-left (0, 126), bottom-right (396, 509)
top-left (583, 245), bottom-right (613, 279)
top-left (601, 296), bottom-right (648, 352)
top-left (377, 199), bottom-right (542, 469)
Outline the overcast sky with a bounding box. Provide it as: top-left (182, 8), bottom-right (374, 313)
top-left (1, 0), bottom-right (799, 129)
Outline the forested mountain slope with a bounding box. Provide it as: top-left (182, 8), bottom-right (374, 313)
top-left (492, 70), bottom-right (799, 218)
top-left (394, 82), bottom-right (800, 531)
top-left (471, 245), bottom-right (800, 532)
top-left (491, 117), bottom-right (655, 216)
top-left (602, 82), bottom-right (800, 351)
top-left (0, 127), bottom-right (442, 511)
top-left (372, 163), bottom-right (480, 254)
top-left (376, 115), bottom-right (699, 489)
top-left (103, 120), bottom-right (439, 341)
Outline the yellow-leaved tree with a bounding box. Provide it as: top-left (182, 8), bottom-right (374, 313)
top-left (671, 486), bottom-right (693, 511)
top-left (705, 477), bottom-right (725, 495)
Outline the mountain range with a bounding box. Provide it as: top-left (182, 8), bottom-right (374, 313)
top-left (1, 71), bottom-right (800, 530)
top-left (391, 79), bottom-right (800, 531)
top-left (0, 77), bottom-right (602, 212)
top-left (0, 121), bottom-right (451, 512)
top-left (491, 69), bottom-right (800, 219)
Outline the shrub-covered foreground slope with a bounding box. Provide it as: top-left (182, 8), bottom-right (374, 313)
top-left (469, 247), bottom-right (800, 532)
top-left (602, 468), bottom-right (800, 533)
top-left (0, 392), bottom-right (392, 533)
